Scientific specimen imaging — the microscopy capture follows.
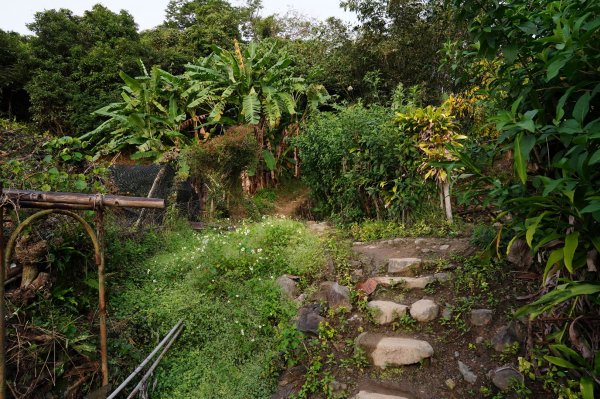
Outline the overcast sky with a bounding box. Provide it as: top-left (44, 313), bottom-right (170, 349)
top-left (0, 0), bottom-right (356, 34)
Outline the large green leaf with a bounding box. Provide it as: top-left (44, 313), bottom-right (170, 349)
top-left (543, 248), bottom-right (564, 285)
top-left (514, 132), bottom-right (536, 184)
top-left (262, 150), bottom-right (276, 171)
top-left (589, 149), bottom-right (600, 165)
top-left (525, 212), bottom-right (548, 247)
top-left (242, 90), bottom-right (260, 125)
top-left (544, 355), bottom-right (577, 369)
top-left (580, 377), bottom-right (594, 399)
top-left (119, 71), bottom-right (142, 93)
top-left (516, 282), bottom-right (600, 319)
top-left (573, 92), bottom-right (591, 125)
top-left (564, 231), bottom-right (579, 273)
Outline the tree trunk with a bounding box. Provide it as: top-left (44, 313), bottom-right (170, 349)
top-left (442, 180), bottom-right (453, 222)
top-left (134, 165), bottom-right (167, 228)
top-left (439, 183), bottom-right (445, 210)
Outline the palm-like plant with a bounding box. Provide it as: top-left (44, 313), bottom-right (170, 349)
top-left (82, 61), bottom-right (189, 161)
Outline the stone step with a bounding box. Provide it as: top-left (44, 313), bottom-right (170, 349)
top-left (356, 333), bottom-right (434, 368)
top-left (367, 300), bottom-right (409, 325)
top-left (354, 391), bottom-right (410, 399)
top-left (387, 257), bottom-right (422, 274)
top-left (372, 275), bottom-right (435, 289)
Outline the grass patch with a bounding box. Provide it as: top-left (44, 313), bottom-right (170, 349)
top-left (347, 217), bottom-right (463, 241)
top-left (109, 217), bottom-right (326, 398)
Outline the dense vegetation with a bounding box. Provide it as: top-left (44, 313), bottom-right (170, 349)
top-left (1, 0), bottom-right (599, 397)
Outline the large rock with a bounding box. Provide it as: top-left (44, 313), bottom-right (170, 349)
top-left (356, 333), bottom-right (434, 368)
top-left (296, 304), bottom-right (325, 334)
top-left (388, 258), bottom-right (421, 274)
top-left (492, 324), bottom-right (521, 352)
top-left (470, 309), bottom-right (493, 326)
top-left (372, 276), bottom-right (435, 289)
top-left (354, 392), bottom-right (409, 399)
top-left (276, 275), bottom-right (299, 299)
top-left (368, 301), bottom-right (408, 325)
top-left (491, 366), bottom-right (524, 391)
top-left (410, 299), bottom-right (439, 322)
top-left (314, 281), bottom-right (352, 311)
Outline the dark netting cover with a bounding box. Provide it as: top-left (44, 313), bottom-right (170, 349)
top-left (109, 164), bottom-right (201, 225)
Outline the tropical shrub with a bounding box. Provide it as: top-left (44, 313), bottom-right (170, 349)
top-left (395, 102), bottom-right (466, 221)
top-left (0, 119), bottom-right (107, 192)
top-left (181, 125), bottom-right (258, 218)
top-left (297, 104), bottom-right (436, 223)
top-left (456, 0), bottom-right (600, 395)
top-left (81, 62), bottom-right (189, 161)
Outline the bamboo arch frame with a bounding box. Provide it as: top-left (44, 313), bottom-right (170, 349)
top-left (0, 187), bottom-right (165, 399)
top-left (3, 209), bottom-right (109, 387)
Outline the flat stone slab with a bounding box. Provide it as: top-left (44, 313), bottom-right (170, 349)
top-left (356, 333), bottom-right (434, 368)
top-left (372, 276), bottom-right (435, 289)
top-left (367, 300), bottom-right (409, 325)
top-left (388, 258), bottom-right (421, 273)
top-left (354, 391), bottom-right (410, 399)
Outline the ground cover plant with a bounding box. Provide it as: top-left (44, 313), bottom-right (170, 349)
top-left (109, 217), bottom-right (326, 398)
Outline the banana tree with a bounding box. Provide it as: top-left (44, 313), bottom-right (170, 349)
top-left (183, 40), bottom-right (329, 190)
top-left (82, 61), bottom-right (189, 162)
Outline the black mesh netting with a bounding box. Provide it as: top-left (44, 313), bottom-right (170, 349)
top-left (109, 164), bottom-right (201, 225)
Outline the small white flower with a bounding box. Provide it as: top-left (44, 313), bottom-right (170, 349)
top-left (152, 279), bottom-right (157, 283)
top-left (241, 329), bottom-right (245, 336)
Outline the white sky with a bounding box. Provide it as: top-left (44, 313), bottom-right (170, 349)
top-left (0, 0), bottom-right (356, 34)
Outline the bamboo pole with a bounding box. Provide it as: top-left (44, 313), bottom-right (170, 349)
top-left (3, 189), bottom-right (165, 209)
top-left (108, 320), bottom-right (184, 399)
top-left (125, 323), bottom-right (184, 399)
top-left (96, 209), bottom-right (109, 387)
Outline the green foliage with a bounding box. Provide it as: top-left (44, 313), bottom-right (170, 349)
top-left (348, 218), bottom-right (458, 241)
top-left (340, 0), bottom-right (466, 102)
top-left (182, 125), bottom-right (259, 218)
top-left (164, 0), bottom-right (256, 54)
top-left (457, 0), bottom-right (600, 393)
top-left (25, 5), bottom-right (146, 135)
top-left (297, 104), bottom-right (436, 223)
top-left (0, 119), bottom-right (107, 191)
top-left (470, 224), bottom-right (498, 249)
top-left (519, 350), bottom-right (594, 399)
top-left (82, 62), bottom-right (189, 161)
top-left (110, 218), bottom-right (326, 398)
top-left (0, 29), bottom-right (31, 120)
top-left (183, 40), bottom-right (328, 127)
top-left (395, 102), bottom-right (466, 183)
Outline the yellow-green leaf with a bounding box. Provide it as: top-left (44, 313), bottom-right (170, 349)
top-left (564, 232), bottom-right (579, 273)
